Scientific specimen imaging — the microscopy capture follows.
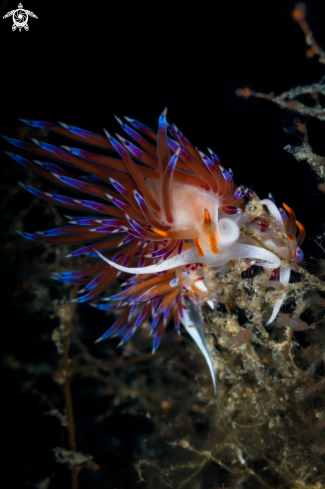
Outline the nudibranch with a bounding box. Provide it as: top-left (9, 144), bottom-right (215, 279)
top-left (242, 197), bottom-right (305, 324)
top-left (4, 109), bottom-right (305, 393)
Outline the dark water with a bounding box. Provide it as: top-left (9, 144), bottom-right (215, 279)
top-left (1, 1), bottom-right (325, 487)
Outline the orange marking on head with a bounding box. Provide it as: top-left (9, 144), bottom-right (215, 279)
top-left (296, 220), bottom-right (306, 237)
top-left (194, 238), bottom-right (204, 257)
top-left (204, 208), bottom-right (211, 224)
top-left (287, 234), bottom-right (295, 241)
top-left (209, 232), bottom-right (219, 254)
top-left (306, 48), bottom-right (315, 58)
top-left (282, 203), bottom-right (296, 221)
top-left (153, 227), bottom-right (168, 237)
top-left (191, 284), bottom-right (204, 295)
top-left (193, 277), bottom-right (203, 283)
top-left (202, 208), bottom-right (213, 233)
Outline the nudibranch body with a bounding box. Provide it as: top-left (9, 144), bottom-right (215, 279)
top-left (4, 110), bottom-right (305, 393)
top-left (242, 197), bottom-right (305, 324)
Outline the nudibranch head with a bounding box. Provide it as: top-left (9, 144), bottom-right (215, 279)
top-left (6, 110), bottom-right (305, 392)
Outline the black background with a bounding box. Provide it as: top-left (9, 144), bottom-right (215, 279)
top-left (2, 0), bottom-right (325, 245)
top-left (2, 0), bottom-right (325, 488)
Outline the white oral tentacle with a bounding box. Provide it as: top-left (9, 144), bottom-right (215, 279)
top-left (180, 297), bottom-right (217, 394)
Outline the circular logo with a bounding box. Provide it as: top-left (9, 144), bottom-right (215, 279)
top-left (13, 8), bottom-right (28, 29)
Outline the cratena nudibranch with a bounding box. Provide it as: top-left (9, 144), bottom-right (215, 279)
top-left (4, 109), bottom-right (305, 393)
